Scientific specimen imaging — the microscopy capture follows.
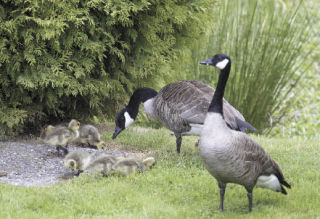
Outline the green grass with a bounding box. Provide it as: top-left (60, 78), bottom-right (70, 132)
top-left (1, 126), bottom-right (320, 218)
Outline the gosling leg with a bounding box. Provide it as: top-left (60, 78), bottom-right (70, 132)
top-left (56, 145), bottom-right (68, 157)
top-left (75, 169), bottom-right (83, 176)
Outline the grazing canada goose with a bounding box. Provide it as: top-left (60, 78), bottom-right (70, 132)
top-left (112, 157), bottom-right (156, 176)
top-left (43, 119), bottom-right (80, 156)
top-left (84, 154), bottom-right (121, 176)
top-left (199, 53), bottom-right (291, 212)
top-left (64, 150), bottom-right (91, 175)
top-left (112, 81), bottom-right (256, 153)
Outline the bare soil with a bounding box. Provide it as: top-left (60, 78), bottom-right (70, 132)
top-left (0, 140), bottom-right (152, 187)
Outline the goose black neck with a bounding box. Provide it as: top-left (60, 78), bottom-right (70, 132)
top-left (208, 63), bottom-right (231, 115)
top-left (127, 87), bottom-right (158, 119)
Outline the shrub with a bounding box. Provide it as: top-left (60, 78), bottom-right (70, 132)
top-left (0, 0), bottom-right (215, 134)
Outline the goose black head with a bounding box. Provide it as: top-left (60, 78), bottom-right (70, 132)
top-left (200, 53), bottom-right (231, 70)
top-left (112, 108), bottom-right (134, 139)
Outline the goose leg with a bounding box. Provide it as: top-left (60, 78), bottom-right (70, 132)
top-left (174, 133), bottom-right (182, 153)
top-left (75, 169), bottom-right (83, 176)
top-left (56, 146), bottom-right (61, 156)
top-left (57, 145), bottom-right (69, 157)
top-left (247, 190), bottom-right (253, 212)
top-left (218, 182), bottom-right (227, 211)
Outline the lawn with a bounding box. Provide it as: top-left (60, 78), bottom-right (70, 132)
top-left (0, 126), bottom-right (319, 218)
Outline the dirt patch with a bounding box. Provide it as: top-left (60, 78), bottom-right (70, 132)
top-left (0, 140), bottom-right (153, 187)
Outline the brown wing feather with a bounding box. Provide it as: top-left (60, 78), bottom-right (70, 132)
top-left (154, 80), bottom-right (251, 132)
top-left (232, 132), bottom-right (289, 187)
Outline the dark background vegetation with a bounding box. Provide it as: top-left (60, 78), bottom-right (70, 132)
top-left (0, 0), bottom-right (318, 137)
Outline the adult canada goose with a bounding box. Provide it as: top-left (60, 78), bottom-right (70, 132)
top-left (84, 154), bottom-right (122, 176)
top-left (43, 119), bottom-right (80, 156)
top-left (112, 157), bottom-right (156, 176)
top-left (199, 53), bottom-right (291, 212)
top-left (112, 81), bottom-right (256, 153)
top-left (76, 125), bottom-right (107, 150)
top-left (64, 150), bottom-right (91, 175)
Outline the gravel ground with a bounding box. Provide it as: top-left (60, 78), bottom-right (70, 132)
top-left (0, 141), bottom-right (145, 187)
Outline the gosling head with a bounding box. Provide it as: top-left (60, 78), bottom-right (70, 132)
top-left (112, 108), bottom-right (134, 139)
top-left (200, 53), bottom-right (231, 70)
top-left (68, 119), bottom-right (80, 131)
top-left (142, 157), bottom-right (156, 168)
top-left (96, 141), bottom-right (107, 150)
top-left (65, 159), bottom-right (78, 170)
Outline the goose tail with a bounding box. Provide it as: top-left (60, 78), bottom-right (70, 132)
top-left (236, 118), bottom-right (257, 133)
top-left (281, 180), bottom-right (291, 189)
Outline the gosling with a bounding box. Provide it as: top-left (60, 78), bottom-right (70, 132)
top-left (40, 125), bottom-right (57, 140)
top-left (84, 154), bottom-right (122, 176)
top-left (112, 157), bottom-right (156, 176)
top-left (43, 119), bottom-right (80, 156)
top-left (77, 125), bottom-right (106, 150)
top-left (64, 150), bottom-right (91, 175)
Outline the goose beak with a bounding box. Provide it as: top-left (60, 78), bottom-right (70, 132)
top-left (112, 126), bottom-right (123, 139)
top-left (200, 58), bottom-right (214, 66)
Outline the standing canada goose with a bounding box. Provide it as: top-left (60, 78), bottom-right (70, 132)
top-left (76, 124), bottom-right (107, 150)
top-left (199, 53), bottom-right (291, 212)
top-left (84, 154), bottom-right (122, 176)
top-left (112, 157), bottom-right (156, 176)
top-left (64, 150), bottom-right (91, 175)
top-left (43, 119), bottom-right (80, 156)
top-left (112, 81), bottom-right (256, 153)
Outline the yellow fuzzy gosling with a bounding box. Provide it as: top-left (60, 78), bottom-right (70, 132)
top-left (40, 125), bottom-right (57, 140)
top-left (45, 125), bottom-right (56, 135)
top-left (75, 124), bottom-right (106, 150)
top-left (84, 154), bottom-right (122, 176)
top-left (43, 119), bottom-right (80, 156)
top-left (95, 141), bottom-right (107, 150)
top-left (64, 150), bottom-right (91, 175)
top-left (112, 157), bottom-right (156, 176)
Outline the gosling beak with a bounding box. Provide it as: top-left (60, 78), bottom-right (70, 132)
top-left (200, 58), bottom-right (214, 66)
top-left (112, 126), bottom-right (123, 139)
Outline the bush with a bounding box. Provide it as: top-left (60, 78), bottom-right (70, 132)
top-left (0, 0), bottom-right (215, 134)
top-left (185, 0), bottom-right (312, 132)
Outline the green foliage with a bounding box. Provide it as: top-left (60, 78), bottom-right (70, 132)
top-left (185, 0), bottom-right (312, 133)
top-left (0, 0), bottom-right (215, 134)
top-left (270, 0), bottom-right (320, 139)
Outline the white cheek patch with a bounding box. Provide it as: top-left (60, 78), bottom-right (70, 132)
top-left (215, 59), bottom-right (229, 70)
top-left (124, 112), bottom-right (134, 128)
top-left (143, 98), bottom-right (155, 117)
top-left (256, 174), bottom-right (281, 192)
